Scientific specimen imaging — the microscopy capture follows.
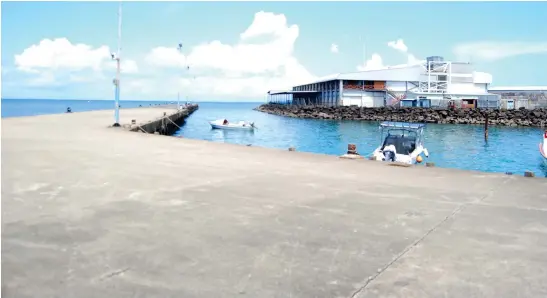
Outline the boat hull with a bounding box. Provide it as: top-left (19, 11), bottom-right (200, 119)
top-left (372, 149), bottom-right (415, 165)
top-left (540, 142), bottom-right (547, 159)
top-left (210, 123), bottom-right (254, 130)
top-left (209, 120), bottom-right (255, 131)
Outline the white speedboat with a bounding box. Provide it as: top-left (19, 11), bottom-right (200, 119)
top-left (540, 130), bottom-right (547, 159)
top-left (209, 119), bottom-right (256, 131)
top-left (371, 121), bottom-right (430, 165)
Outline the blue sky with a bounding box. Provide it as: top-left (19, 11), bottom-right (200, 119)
top-left (2, 1), bottom-right (547, 101)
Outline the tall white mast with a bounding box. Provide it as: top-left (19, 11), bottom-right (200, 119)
top-left (177, 42), bottom-right (190, 108)
top-left (112, 1), bottom-right (122, 126)
top-left (359, 36), bottom-right (366, 107)
top-left (363, 41), bottom-right (367, 67)
top-left (178, 43), bottom-right (182, 109)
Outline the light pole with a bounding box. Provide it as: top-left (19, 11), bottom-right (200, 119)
top-left (111, 1), bottom-right (122, 127)
top-left (177, 43), bottom-right (189, 109)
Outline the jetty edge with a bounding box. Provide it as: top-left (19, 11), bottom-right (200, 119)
top-left (2, 107), bottom-right (547, 297)
top-left (255, 103), bottom-right (547, 127)
top-left (125, 104), bottom-right (198, 135)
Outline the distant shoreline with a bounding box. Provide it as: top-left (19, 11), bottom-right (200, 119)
top-left (1, 98), bottom-right (264, 104)
top-left (255, 104), bottom-right (547, 127)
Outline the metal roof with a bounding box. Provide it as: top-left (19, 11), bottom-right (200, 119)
top-left (380, 121), bottom-right (426, 130)
top-left (488, 86), bottom-right (547, 92)
top-left (268, 90), bottom-right (319, 95)
top-left (296, 64), bottom-right (425, 86)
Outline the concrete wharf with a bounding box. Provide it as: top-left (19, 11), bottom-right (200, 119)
top-left (2, 106), bottom-right (547, 297)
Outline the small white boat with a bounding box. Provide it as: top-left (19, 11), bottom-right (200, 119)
top-left (371, 121), bottom-right (429, 165)
top-left (540, 130), bottom-right (547, 159)
top-left (209, 119), bottom-right (256, 130)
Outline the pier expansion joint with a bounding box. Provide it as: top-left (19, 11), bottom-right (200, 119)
top-left (348, 175), bottom-right (512, 298)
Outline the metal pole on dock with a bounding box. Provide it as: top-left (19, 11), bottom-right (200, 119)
top-left (112, 1), bottom-right (122, 127)
top-left (484, 113), bottom-right (489, 141)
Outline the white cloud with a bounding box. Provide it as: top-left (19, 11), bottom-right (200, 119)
top-left (330, 43), bottom-right (339, 54)
top-left (27, 72), bottom-right (57, 87)
top-left (14, 38), bottom-right (110, 73)
top-left (387, 38), bottom-right (408, 53)
top-left (8, 11), bottom-right (317, 100)
top-left (124, 60), bottom-right (139, 74)
top-left (453, 41), bottom-right (547, 62)
top-left (357, 53), bottom-right (384, 71)
top-left (356, 38), bottom-right (423, 71)
top-left (406, 53), bottom-right (422, 65)
top-left (387, 38), bottom-right (423, 66)
top-left (12, 37), bottom-right (139, 92)
top-left (144, 11), bottom-right (316, 98)
top-left (144, 46), bottom-right (187, 69)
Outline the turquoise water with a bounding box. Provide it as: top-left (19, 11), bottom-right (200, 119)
top-left (174, 102), bottom-right (547, 177)
top-left (2, 99), bottom-right (546, 177)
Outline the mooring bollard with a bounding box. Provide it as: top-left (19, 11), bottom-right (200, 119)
top-left (524, 171), bottom-right (535, 178)
top-left (347, 143), bottom-right (359, 155)
top-left (288, 147), bottom-right (296, 151)
top-left (425, 162), bottom-right (435, 167)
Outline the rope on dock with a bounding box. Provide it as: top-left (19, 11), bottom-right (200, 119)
top-left (137, 126), bottom-right (149, 133)
top-left (165, 117), bottom-right (182, 129)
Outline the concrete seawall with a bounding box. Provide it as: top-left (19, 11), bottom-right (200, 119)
top-left (256, 104), bottom-right (547, 127)
top-left (128, 104), bottom-right (198, 135)
top-left (2, 108), bottom-right (547, 297)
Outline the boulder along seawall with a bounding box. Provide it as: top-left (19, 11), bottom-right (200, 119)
top-left (255, 104), bottom-right (547, 127)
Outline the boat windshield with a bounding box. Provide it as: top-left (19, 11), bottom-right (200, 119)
top-left (381, 131), bottom-right (417, 155)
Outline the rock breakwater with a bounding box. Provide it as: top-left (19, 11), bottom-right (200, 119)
top-left (255, 104), bottom-right (547, 127)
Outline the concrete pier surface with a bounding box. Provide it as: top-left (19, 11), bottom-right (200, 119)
top-left (2, 108), bottom-right (547, 298)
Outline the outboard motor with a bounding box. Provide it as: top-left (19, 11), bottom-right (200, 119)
top-left (384, 150), bottom-right (396, 162)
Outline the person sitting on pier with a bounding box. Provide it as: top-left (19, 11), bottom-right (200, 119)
top-left (223, 119), bottom-right (229, 125)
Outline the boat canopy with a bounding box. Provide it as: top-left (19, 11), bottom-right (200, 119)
top-left (379, 121), bottom-right (426, 130)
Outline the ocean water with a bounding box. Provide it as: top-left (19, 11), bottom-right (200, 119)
top-left (174, 102), bottom-right (547, 177)
top-left (1, 98), bottom-right (169, 118)
top-left (3, 99), bottom-right (546, 177)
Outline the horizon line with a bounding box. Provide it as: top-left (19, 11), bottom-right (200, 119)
top-left (1, 98), bottom-right (266, 103)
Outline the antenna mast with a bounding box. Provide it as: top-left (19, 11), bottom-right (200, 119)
top-left (363, 41), bottom-right (367, 67)
top-left (112, 1), bottom-right (122, 127)
top-left (177, 42), bottom-right (190, 108)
